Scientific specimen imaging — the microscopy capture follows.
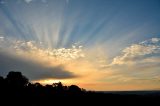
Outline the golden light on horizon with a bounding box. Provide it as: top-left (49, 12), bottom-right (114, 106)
top-left (32, 79), bottom-right (71, 85)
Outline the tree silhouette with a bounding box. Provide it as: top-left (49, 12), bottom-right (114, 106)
top-left (0, 76), bottom-right (4, 88)
top-left (0, 76), bottom-right (4, 83)
top-left (6, 71), bottom-right (29, 88)
top-left (68, 85), bottom-right (82, 95)
top-left (0, 71), bottom-right (159, 105)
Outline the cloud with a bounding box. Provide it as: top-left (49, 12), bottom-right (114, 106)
top-left (13, 40), bottom-right (85, 62)
top-left (98, 38), bottom-right (160, 88)
top-left (0, 38), bottom-right (79, 80)
top-left (0, 36), bottom-right (4, 41)
top-left (0, 50), bottom-right (76, 80)
top-left (1, 36), bottom-right (159, 90)
top-left (24, 0), bottom-right (33, 4)
top-left (111, 38), bottom-right (160, 65)
top-left (151, 38), bottom-right (160, 43)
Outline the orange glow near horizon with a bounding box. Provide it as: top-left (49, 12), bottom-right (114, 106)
top-left (0, 37), bottom-right (160, 91)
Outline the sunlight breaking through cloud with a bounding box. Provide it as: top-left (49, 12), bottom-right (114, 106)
top-left (0, 37), bottom-right (85, 80)
top-left (14, 41), bottom-right (85, 62)
top-left (0, 36), bottom-right (86, 63)
top-left (0, 0), bottom-right (160, 90)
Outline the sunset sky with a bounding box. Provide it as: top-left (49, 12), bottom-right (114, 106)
top-left (0, 0), bottom-right (160, 91)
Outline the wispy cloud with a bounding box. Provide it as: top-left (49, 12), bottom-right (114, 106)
top-left (111, 38), bottom-right (160, 65)
top-left (96, 38), bottom-right (160, 90)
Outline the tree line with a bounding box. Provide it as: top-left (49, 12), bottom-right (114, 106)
top-left (0, 71), bottom-right (159, 105)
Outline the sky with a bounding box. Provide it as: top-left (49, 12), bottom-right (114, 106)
top-left (0, 0), bottom-right (160, 91)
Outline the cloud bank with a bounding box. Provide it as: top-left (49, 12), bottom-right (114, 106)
top-left (0, 50), bottom-right (76, 80)
top-left (0, 37), bottom-right (83, 80)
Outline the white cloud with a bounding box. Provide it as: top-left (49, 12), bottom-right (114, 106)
top-left (0, 36), bottom-right (6, 47)
top-left (111, 38), bottom-right (160, 65)
top-left (97, 38), bottom-right (160, 87)
top-left (151, 38), bottom-right (160, 43)
top-left (0, 37), bottom-right (85, 65)
top-left (140, 37), bottom-right (160, 45)
top-left (13, 40), bottom-right (85, 62)
top-left (0, 36), bottom-right (4, 40)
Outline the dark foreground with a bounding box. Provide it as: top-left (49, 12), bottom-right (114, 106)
top-left (0, 71), bottom-right (160, 105)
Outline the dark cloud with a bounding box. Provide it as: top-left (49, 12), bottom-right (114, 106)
top-left (0, 50), bottom-right (77, 80)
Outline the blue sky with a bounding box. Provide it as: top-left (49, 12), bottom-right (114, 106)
top-left (0, 0), bottom-right (160, 90)
top-left (1, 0), bottom-right (160, 49)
